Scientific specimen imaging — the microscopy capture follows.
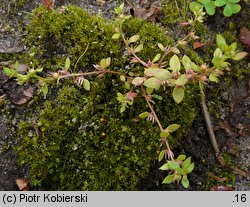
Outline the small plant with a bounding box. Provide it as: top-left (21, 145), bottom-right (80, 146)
top-left (190, 0), bottom-right (241, 17)
top-left (214, 0), bottom-right (241, 17)
top-left (4, 4), bottom-right (247, 190)
top-left (159, 155), bottom-right (194, 188)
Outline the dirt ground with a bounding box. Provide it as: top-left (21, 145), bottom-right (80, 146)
top-left (0, 0), bottom-right (249, 191)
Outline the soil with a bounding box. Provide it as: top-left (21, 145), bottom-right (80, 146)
top-left (0, 0), bottom-right (249, 191)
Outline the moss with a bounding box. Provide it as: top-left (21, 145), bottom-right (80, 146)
top-left (203, 153), bottom-right (236, 189)
top-left (23, 5), bottom-right (122, 71)
top-left (14, 5), bottom-right (200, 190)
top-left (162, 0), bottom-right (191, 26)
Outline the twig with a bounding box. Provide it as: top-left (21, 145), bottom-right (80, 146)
top-left (201, 93), bottom-right (225, 166)
top-left (141, 85), bottom-right (174, 160)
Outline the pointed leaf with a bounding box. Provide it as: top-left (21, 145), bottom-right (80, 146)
top-left (216, 35), bottom-right (228, 51)
top-left (158, 43), bottom-right (165, 52)
top-left (159, 163), bottom-right (169, 170)
top-left (177, 154), bottom-right (186, 161)
top-left (129, 35), bottom-right (140, 43)
top-left (232, 52), bottom-right (248, 60)
top-left (162, 174), bottom-right (175, 184)
top-left (134, 43), bottom-right (143, 53)
top-left (158, 150), bottom-right (166, 162)
top-left (112, 33), bottom-right (121, 39)
top-left (173, 86), bottom-right (185, 103)
top-left (186, 163), bottom-right (195, 174)
top-left (181, 175), bottom-right (189, 188)
top-left (182, 157), bottom-right (192, 170)
top-left (166, 124), bottom-right (180, 132)
top-left (139, 111), bottom-right (150, 119)
top-left (191, 62), bottom-right (201, 72)
top-left (152, 53), bottom-right (161, 63)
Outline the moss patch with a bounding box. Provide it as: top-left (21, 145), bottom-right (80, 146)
top-left (13, 5), bottom-right (200, 190)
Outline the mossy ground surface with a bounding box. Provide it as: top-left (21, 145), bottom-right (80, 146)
top-left (0, 1), bottom-right (249, 190)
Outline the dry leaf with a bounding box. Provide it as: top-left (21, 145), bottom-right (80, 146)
top-left (125, 0), bottom-right (162, 22)
top-left (240, 27), bottom-right (250, 51)
top-left (208, 172), bottom-right (228, 182)
top-left (15, 178), bottom-right (29, 191)
top-left (210, 185), bottom-right (234, 191)
top-left (193, 41), bottom-right (210, 49)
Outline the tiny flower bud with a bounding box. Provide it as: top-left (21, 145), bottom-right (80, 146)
top-left (180, 22), bottom-right (190, 26)
top-left (200, 64), bottom-right (208, 71)
top-left (52, 72), bottom-right (59, 79)
top-left (200, 75), bottom-right (208, 82)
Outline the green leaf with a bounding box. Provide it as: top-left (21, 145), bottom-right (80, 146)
top-left (151, 94), bottom-right (163, 101)
top-left (143, 77), bottom-right (161, 89)
top-left (186, 163), bottom-right (195, 174)
top-left (40, 84), bottom-right (48, 98)
top-left (139, 112), bottom-right (150, 119)
top-left (189, 2), bottom-right (203, 12)
top-left (198, 0), bottom-right (210, 4)
top-left (182, 157), bottom-right (192, 170)
top-left (134, 43), bottom-right (143, 53)
top-left (100, 57), bottom-right (111, 70)
top-left (158, 151), bottom-right (166, 162)
top-left (232, 52), bottom-right (248, 60)
top-left (160, 131), bottom-right (170, 138)
top-left (166, 124), bottom-right (180, 132)
top-left (3, 67), bottom-right (16, 77)
top-left (229, 3), bottom-right (241, 14)
top-left (144, 68), bottom-right (171, 81)
top-left (175, 74), bottom-right (188, 86)
top-left (182, 55), bottom-right (192, 71)
top-left (154, 69), bottom-right (171, 81)
top-left (162, 174), bottom-right (175, 184)
top-left (190, 62), bottom-right (201, 72)
top-left (112, 33), bottom-right (121, 39)
top-left (204, 1), bottom-right (216, 15)
top-left (181, 175), bottom-right (189, 188)
top-left (120, 105), bottom-right (126, 113)
top-left (65, 57), bottom-right (70, 71)
top-left (129, 35), bottom-right (140, 43)
top-left (83, 79), bottom-right (90, 91)
top-left (120, 75), bottom-right (126, 82)
top-left (169, 55), bottom-right (181, 71)
top-left (172, 86), bottom-right (185, 103)
top-left (216, 35), bottom-right (228, 51)
top-left (157, 43), bottom-right (165, 52)
top-left (167, 161), bottom-right (181, 171)
top-left (152, 53), bottom-right (161, 63)
top-left (212, 48), bottom-right (226, 68)
top-left (124, 81), bottom-right (131, 90)
top-left (116, 93), bottom-right (124, 103)
top-left (177, 154), bottom-right (186, 161)
top-left (209, 73), bottom-right (219, 83)
top-left (132, 77), bottom-right (144, 86)
top-left (229, 0), bottom-right (240, 2)
top-left (214, 0), bottom-right (226, 7)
